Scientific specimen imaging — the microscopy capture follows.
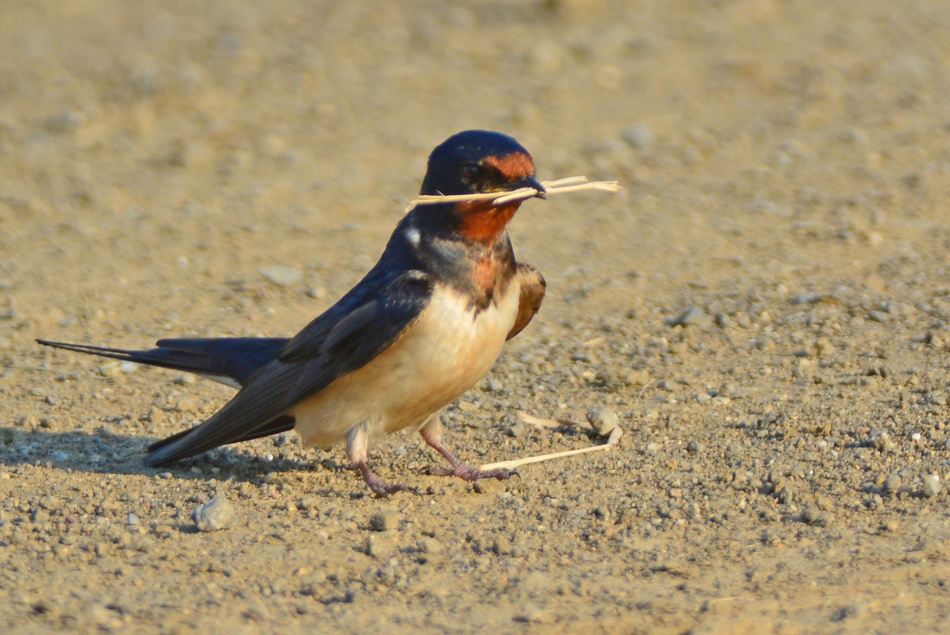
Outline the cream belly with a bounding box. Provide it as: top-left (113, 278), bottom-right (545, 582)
top-left (290, 282), bottom-right (521, 449)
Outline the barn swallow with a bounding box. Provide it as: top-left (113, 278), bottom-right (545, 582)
top-left (38, 129), bottom-right (548, 496)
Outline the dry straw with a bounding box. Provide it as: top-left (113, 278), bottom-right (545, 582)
top-left (479, 411), bottom-right (624, 471)
top-left (404, 176), bottom-right (621, 214)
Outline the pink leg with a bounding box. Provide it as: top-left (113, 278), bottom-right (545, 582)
top-left (419, 415), bottom-right (513, 483)
top-left (346, 422), bottom-right (408, 496)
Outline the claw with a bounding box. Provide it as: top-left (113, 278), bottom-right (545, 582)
top-left (357, 461), bottom-right (410, 497)
top-left (420, 415), bottom-right (513, 485)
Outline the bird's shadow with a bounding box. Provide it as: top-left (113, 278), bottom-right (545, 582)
top-left (0, 426), bottom-right (353, 488)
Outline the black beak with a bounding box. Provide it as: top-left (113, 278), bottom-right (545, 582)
top-left (522, 176), bottom-right (546, 199)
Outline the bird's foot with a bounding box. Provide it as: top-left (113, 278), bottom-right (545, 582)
top-left (357, 461), bottom-right (410, 497)
top-left (429, 462), bottom-right (515, 482)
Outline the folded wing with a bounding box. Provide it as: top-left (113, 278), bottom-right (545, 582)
top-left (143, 270), bottom-right (434, 466)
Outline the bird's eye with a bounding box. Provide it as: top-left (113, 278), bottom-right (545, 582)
top-left (461, 163), bottom-right (482, 182)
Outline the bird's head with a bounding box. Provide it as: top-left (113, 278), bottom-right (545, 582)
top-left (417, 130), bottom-right (545, 243)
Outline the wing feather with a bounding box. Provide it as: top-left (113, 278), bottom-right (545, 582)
top-left (144, 270), bottom-right (434, 466)
top-left (506, 263), bottom-right (546, 340)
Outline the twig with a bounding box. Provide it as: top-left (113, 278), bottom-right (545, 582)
top-left (404, 176), bottom-right (621, 213)
top-left (479, 426), bottom-right (623, 471)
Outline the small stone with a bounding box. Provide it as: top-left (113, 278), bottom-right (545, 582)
top-left (364, 535), bottom-right (381, 557)
top-left (802, 506), bottom-right (829, 526)
top-left (870, 430), bottom-right (896, 453)
top-left (153, 524), bottom-right (174, 537)
top-left (883, 474), bottom-right (902, 494)
top-left (625, 369), bottom-right (651, 386)
top-left (418, 537), bottom-right (443, 554)
top-left (304, 286), bottom-right (327, 299)
top-left (790, 292), bottom-right (823, 305)
top-left (586, 406), bottom-right (619, 436)
top-left (369, 510), bottom-right (398, 532)
top-left (483, 377), bottom-right (504, 392)
top-left (515, 605), bottom-right (555, 624)
top-left (714, 312), bottom-right (732, 328)
top-left (193, 496), bottom-right (237, 532)
top-left (259, 265), bottom-right (303, 287)
top-left (922, 474), bottom-right (941, 498)
top-left (924, 331), bottom-right (945, 349)
top-left (867, 310), bottom-right (889, 323)
top-left (126, 513), bottom-right (139, 526)
top-left (621, 125), bottom-right (654, 150)
top-left (298, 496), bottom-right (319, 511)
top-left (668, 307), bottom-right (713, 328)
top-left (492, 535), bottom-right (514, 555)
top-left (686, 440), bottom-right (701, 454)
top-left (172, 373), bottom-right (196, 385)
top-left (472, 479), bottom-right (506, 494)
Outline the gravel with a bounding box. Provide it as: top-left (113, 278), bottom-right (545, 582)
top-left (193, 496), bottom-right (237, 532)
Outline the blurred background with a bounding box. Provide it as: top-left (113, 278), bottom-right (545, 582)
top-left (3, 0), bottom-right (947, 344)
top-left (2, 1), bottom-right (950, 632)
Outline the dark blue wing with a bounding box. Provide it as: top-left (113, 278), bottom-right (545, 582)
top-left (143, 270), bottom-right (434, 466)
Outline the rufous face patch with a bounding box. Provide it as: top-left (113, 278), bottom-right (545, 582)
top-left (482, 152), bottom-right (536, 182)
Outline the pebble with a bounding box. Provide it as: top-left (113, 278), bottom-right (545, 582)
top-left (870, 430), bottom-right (896, 453)
top-left (586, 406), bottom-right (619, 436)
top-left (370, 510), bottom-right (399, 532)
top-left (668, 307), bottom-right (713, 328)
top-left (483, 377), bottom-right (504, 392)
top-left (802, 506), bottom-right (830, 526)
top-left (259, 265), bottom-right (303, 287)
top-left (925, 331), bottom-right (945, 349)
top-left (418, 537), bottom-right (443, 554)
top-left (621, 125), bottom-right (654, 150)
top-left (883, 474), bottom-right (902, 494)
top-left (492, 535), bottom-right (514, 556)
top-left (473, 479), bottom-right (506, 494)
top-left (922, 474), bottom-right (941, 498)
top-left (625, 369), bottom-right (651, 386)
top-left (790, 292), bottom-right (823, 305)
top-left (193, 496), bottom-right (237, 532)
top-left (686, 440), bottom-right (701, 454)
top-left (515, 605), bottom-right (555, 624)
top-left (304, 286), bottom-right (327, 299)
top-left (298, 496), bottom-right (319, 511)
top-left (172, 373), bottom-right (196, 385)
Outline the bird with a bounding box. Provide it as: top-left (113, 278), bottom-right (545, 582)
top-left (38, 130), bottom-right (549, 496)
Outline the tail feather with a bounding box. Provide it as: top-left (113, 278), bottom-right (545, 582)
top-left (39, 336), bottom-right (298, 465)
top-left (36, 337), bottom-right (288, 388)
top-left (144, 414), bottom-right (297, 464)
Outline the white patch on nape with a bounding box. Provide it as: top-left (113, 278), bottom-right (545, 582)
top-left (405, 226), bottom-right (421, 249)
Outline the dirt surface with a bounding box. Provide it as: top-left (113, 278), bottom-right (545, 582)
top-left (2, 1), bottom-right (950, 633)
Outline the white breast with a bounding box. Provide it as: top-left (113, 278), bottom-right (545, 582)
top-left (291, 282), bottom-right (521, 449)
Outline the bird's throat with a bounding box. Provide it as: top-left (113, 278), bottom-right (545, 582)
top-left (455, 201), bottom-right (521, 243)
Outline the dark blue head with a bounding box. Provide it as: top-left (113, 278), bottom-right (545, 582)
top-left (420, 130), bottom-right (544, 197)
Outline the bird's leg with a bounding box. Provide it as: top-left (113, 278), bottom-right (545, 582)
top-left (346, 422), bottom-right (408, 496)
top-left (419, 415), bottom-right (513, 482)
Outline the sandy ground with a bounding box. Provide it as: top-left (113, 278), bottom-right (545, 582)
top-left (2, 1), bottom-right (950, 633)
